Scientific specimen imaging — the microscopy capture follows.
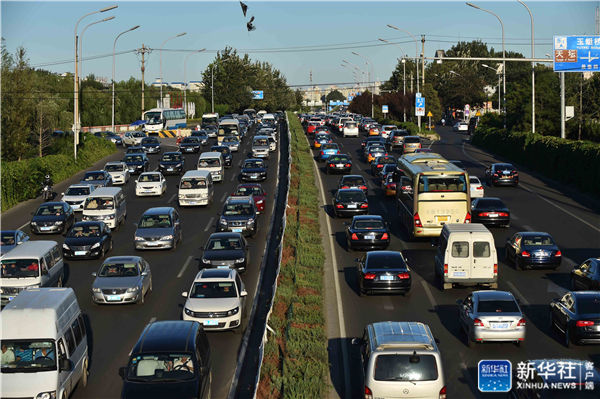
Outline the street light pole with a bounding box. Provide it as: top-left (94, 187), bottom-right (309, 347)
top-left (518, 0), bottom-right (535, 133)
top-left (112, 25), bottom-right (140, 134)
top-left (79, 16), bottom-right (115, 86)
top-left (379, 38), bottom-right (408, 121)
top-left (160, 32), bottom-right (186, 108)
top-left (183, 49), bottom-right (206, 117)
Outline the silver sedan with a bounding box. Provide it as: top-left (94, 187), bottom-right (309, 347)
top-left (91, 256), bottom-right (152, 305)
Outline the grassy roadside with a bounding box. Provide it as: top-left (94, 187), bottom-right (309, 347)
top-left (257, 112), bottom-right (329, 398)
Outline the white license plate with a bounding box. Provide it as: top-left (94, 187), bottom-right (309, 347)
top-left (250, 175), bottom-right (258, 179)
top-left (536, 251), bottom-right (548, 257)
top-left (365, 234), bottom-right (376, 240)
top-left (217, 265), bottom-right (230, 269)
top-left (167, 168), bottom-right (173, 171)
top-left (488, 213), bottom-right (498, 217)
top-left (492, 323), bottom-right (509, 329)
top-left (380, 275), bottom-right (394, 281)
top-left (40, 227), bottom-right (52, 231)
top-left (232, 228), bottom-right (243, 233)
top-left (203, 320), bottom-right (218, 326)
top-left (144, 190), bottom-right (155, 193)
top-left (347, 204), bottom-right (357, 209)
top-left (336, 164), bottom-right (344, 167)
top-left (453, 271), bottom-right (467, 277)
top-left (129, 169), bottom-right (135, 172)
top-left (106, 295), bottom-right (121, 301)
top-left (188, 201), bottom-right (197, 205)
top-left (74, 251), bottom-right (87, 256)
top-left (146, 242), bottom-right (160, 246)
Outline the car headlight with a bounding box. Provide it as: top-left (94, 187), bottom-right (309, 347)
top-left (219, 217), bottom-right (227, 225)
top-left (247, 219), bottom-right (255, 225)
top-left (184, 307), bottom-right (193, 316)
top-left (30, 221), bottom-right (37, 226)
top-left (235, 258), bottom-right (245, 264)
top-left (91, 242), bottom-right (101, 249)
top-left (135, 236), bottom-right (144, 241)
top-left (36, 391), bottom-right (56, 399)
top-left (179, 194), bottom-right (185, 199)
top-left (106, 215), bottom-right (115, 220)
top-left (92, 287), bottom-right (101, 293)
top-left (226, 307), bottom-right (239, 316)
top-left (202, 257), bottom-right (210, 264)
top-left (127, 286), bottom-right (139, 293)
top-left (175, 163), bottom-right (182, 167)
top-left (62, 243), bottom-right (70, 250)
top-left (55, 220), bottom-right (64, 225)
top-left (161, 235), bottom-right (173, 240)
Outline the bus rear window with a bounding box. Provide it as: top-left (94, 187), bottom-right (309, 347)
top-left (418, 175), bottom-right (466, 193)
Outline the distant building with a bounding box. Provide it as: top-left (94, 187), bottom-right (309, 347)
top-left (188, 80), bottom-right (204, 92)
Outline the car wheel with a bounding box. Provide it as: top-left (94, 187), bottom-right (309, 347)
top-left (149, 278), bottom-right (153, 293)
top-left (57, 275), bottom-right (63, 288)
top-left (138, 290), bottom-right (145, 305)
top-left (81, 357), bottom-right (89, 387)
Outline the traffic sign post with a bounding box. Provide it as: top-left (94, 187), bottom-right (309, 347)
top-left (415, 97), bottom-right (425, 117)
top-left (553, 35), bottom-right (600, 72)
top-left (251, 90), bottom-right (264, 100)
top-left (427, 111), bottom-right (433, 130)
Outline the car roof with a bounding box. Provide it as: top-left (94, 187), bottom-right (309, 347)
top-left (67, 183), bottom-right (94, 189)
top-left (473, 290), bottom-right (515, 301)
top-left (196, 268), bottom-right (235, 280)
top-left (352, 215), bottom-right (383, 221)
top-left (366, 250), bottom-right (403, 260)
top-left (341, 174), bottom-right (365, 180)
top-left (244, 158), bottom-right (264, 163)
top-left (104, 256), bottom-right (142, 263)
top-left (207, 232), bottom-right (244, 240)
top-left (226, 196), bottom-right (253, 204)
top-left (199, 152), bottom-right (222, 158)
top-left (142, 207), bottom-right (175, 216)
top-left (132, 320), bottom-right (200, 354)
top-left (139, 171), bottom-right (161, 175)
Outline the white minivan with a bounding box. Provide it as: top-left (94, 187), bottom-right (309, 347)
top-left (197, 152), bottom-right (224, 183)
top-left (81, 187), bottom-right (126, 229)
top-left (434, 223), bottom-right (498, 290)
top-left (178, 170), bottom-right (214, 206)
top-left (1, 288), bottom-right (89, 399)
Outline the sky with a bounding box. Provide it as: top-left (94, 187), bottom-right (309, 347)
top-left (1, 0), bottom-right (599, 90)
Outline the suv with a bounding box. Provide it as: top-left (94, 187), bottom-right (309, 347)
top-left (354, 321), bottom-right (446, 399)
top-left (217, 196), bottom-right (258, 237)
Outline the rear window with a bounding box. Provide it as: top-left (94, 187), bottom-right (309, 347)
top-left (342, 177), bottom-right (365, 186)
top-left (418, 175), bottom-right (467, 193)
top-left (475, 199), bottom-right (504, 209)
top-left (522, 235), bottom-right (554, 246)
top-left (477, 299), bottom-right (519, 313)
top-left (366, 253), bottom-right (406, 269)
top-left (473, 242), bottom-right (491, 258)
top-left (452, 242), bottom-right (469, 258)
top-left (374, 354), bottom-right (438, 381)
top-left (576, 296), bottom-right (600, 314)
top-left (404, 137), bottom-right (420, 143)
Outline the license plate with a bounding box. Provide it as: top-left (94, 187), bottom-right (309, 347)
top-left (129, 169), bottom-right (135, 172)
top-left (217, 265), bottom-right (230, 269)
top-left (380, 275), bottom-right (394, 281)
top-left (536, 251), bottom-right (548, 257)
top-left (250, 175), bottom-right (258, 179)
top-left (437, 216), bottom-right (450, 222)
top-left (347, 204), bottom-right (357, 209)
top-left (336, 164), bottom-right (344, 167)
top-left (144, 190), bottom-right (155, 193)
top-left (232, 228), bottom-right (243, 233)
top-left (74, 251), bottom-right (87, 256)
top-left (203, 320), bottom-right (218, 326)
top-left (492, 323), bottom-right (509, 329)
top-left (167, 168), bottom-right (173, 171)
top-left (146, 242), bottom-right (160, 246)
top-left (40, 227), bottom-right (52, 231)
top-left (188, 201), bottom-right (197, 205)
top-left (106, 295), bottom-right (121, 301)
top-left (489, 213), bottom-right (498, 217)
top-left (453, 271), bottom-right (467, 277)
top-left (365, 234), bottom-right (376, 240)
top-left (503, 171), bottom-right (510, 175)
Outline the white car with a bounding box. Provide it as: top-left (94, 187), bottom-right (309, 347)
top-left (342, 122), bottom-right (359, 138)
top-left (104, 161), bottom-right (130, 185)
top-left (453, 122), bottom-right (469, 132)
top-left (135, 172), bottom-right (167, 196)
top-left (268, 136), bottom-right (277, 152)
top-left (469, 176), bottom-right (484, 198)
top-left (122, 131), bottom-right (147, 146)
top-left (381, 125), bottom-right (396, 139)
top-left (182, 268), bottom-right (247, 331)
top-left (61, 184), bottom-right (96, 212)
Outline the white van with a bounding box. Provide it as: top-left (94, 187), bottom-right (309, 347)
top-left (1, 288), bottom-right (89, 399)
top-left (178, 170), bottom-right (214, 206)
top-left (81, 186), bottom-right (126, 229)
top-left (0, 241), bottom-right (65, 306)
top-left (434, 223), bottom-right (498, 290)
top-left (252, 135), bottom-right (270, 159)
top-left (197, 152), bottom-right (224, 183)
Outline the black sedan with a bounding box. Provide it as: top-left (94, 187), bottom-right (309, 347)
top-left (361, 136), bottom-right (386, 150)
top-left (30, 202), bottom-right (75, 235)
top-left (333, 188), bottom-right (368, 218)
top-left (378, 164), bottom-right (396, 181)
top-left (325, 154), bottom-right (352, 175)
top-left (471, 197), bottom-right (510, 227)
top-left (240, 159), bottom-right (267, 182)
top-left (346, 215), bottom-right (390, 251)
top-left (571, 258), bottom-right (600, 290)
top-left (485, 163), bottom-right (519, 186)
top-left (141, 136), bottom-right (161, 154)
top-left (191, 130), bottom-right (209, 145)
top-left (62, 221), bottom-right (112, 259)
top-left (123, 153), bottom-right (149, 175)
top-left (370, 155), bottom-right (396, 177)
top-left (550, 291), bottom-right (600, 347)
top-left (158, 152), bottom-right (185, 175)
top-left (338, 175), bottom-right (368, 195)
top-left (179, 136), bottom-right (202, 153)
top-left (357, 251), bottom-right (411, 296)
top-left (211, 145), bottom-right (233, 167)
top-left (505, 231), bottom-right (562, 270)
top-left (200, 232), bottom-right (249, 273)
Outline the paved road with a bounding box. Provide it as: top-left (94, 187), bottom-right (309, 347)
top-left (1, 126), bottom-right (281, 399)
top-left (314, 124), bottom-right (600, 398)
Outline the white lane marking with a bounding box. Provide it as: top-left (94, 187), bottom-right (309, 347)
top-left (220, 192), bottom-right (228, 202)
top-left (383, 297), bottom-right (394, 311)
top-left (149, 317), bottom-right (157, 324)
top-left (168, 193), bottom-right (177, 203)
top-left (461, 142), bottom-right (486, 168)
top-left (204, 217), bottom-right (215, 232)
top-left (18, 221), bottom-right (30, 231)
top-left (522, 225), bottom-right (534, 231)
top-left (506, 281), bottom-right (530, 306)
top-left (427, 140), bottom-right (434, 149)
top-left (512, 214), bottom-right (520, 221)
top-left (177, 256), bottom-right (193, 278)
top-left (230, 173), bottom-right (235, 181)
top-left (355, 164), bottom-right (362, 171)
top-left (421, 280), bottom-right (437, 308)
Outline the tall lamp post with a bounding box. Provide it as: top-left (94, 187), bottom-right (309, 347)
top-left (74, 5), bottom-right (117, 159)
top-left (80, 16), bottom-right (115, 85)
top-left (160, 32), bottom-right (187, 108)
top-left (112, 25), bottom-right (140, 134)
top-left (517, 0), bottom-right (535, 133)
top-left (482, 64), bottom-right (501, 113)
top-left (379, 38), bottom-right (407, 121)
top-left (210, 57), bottom-right (234, 113)
top-left (352, 51), bottom-right (374, 118)
top-left (183, 49), bottom-right (206, 116)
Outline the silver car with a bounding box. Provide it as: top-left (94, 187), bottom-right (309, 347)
top-left (91, 256), bottom-right (152, 305)
top-left (221, 136), bottom-right (240, 152)
top-left (458, 290), bottom-right (526, 347)
top-left (134, 207), bottom-right (182, 250)
top-left (104, 161), bottom-right (130, 185)
top-left (61, 184), bottom-right (96, 212)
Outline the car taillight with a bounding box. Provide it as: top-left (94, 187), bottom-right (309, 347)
top-left (341, 185), bottom-right (349, 189)
top-left (443, 264), bottom-right (448, 276)
top-left (359, 185), bottom-right (367, 190)
top-left (464, 212), bottom-right (471, 223)
top-left (329, 163), bottom-right (335, 168)
top-left (522, 250), bottom-right (531, 257)
top-left (513, 171), bottom-right (519, 176)
top-left (576, 320), bottom-right (594, 327)
top-left (555, 250), bottom-right (562, 257)
top-left (320, 151), bottom-right (324, 156)
top-left (365, 386), bottom-right (373, 399)
top-left (377, 164), bottom-right (383, 168)
top-left (360, 203), bottom-right (369, 208)
top-left (345, 163), bottom-right (351, 167)
top-left (439, 386), bottom-right (447, 399)
top-left (364, 273), bottom-right (376, 280)
top-left (336, 204), bottom-right (344, 209)
top-left (493, 263), bottom-right (498, 275)
top-left (517, 318), bottom-right (526, 326)
top-left (498, 212), bottom-right (509, 217)
top-left (479, 212), bottom-right (489, 217)
top-left (351, 233), bottom-right (359, 240)
top-left (474, 318), bottom-right (484, 326)
top-left (414, 213), bottom-right (423, 227)
top-left (476, 186), bottom-right (483, 190)
top-left (398, 272), bottom-right (410, 279)
top-left (381, 233), bottom-right (389, 240)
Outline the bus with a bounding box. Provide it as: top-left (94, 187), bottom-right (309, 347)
top-left (217, 119), bottom-right (240, 144)
top-left (201, 113), bottom-right (219, 128)
top-left (396, 153), bottom-right (471, 239)
top-left (143, 108), bottom-right (186, 134)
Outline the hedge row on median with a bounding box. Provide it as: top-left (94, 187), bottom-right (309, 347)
top-left (257, 112), bottom-right (328, 398)
top-left (471, 126), bottom-right (600, 197)
top-left (1, 135), bottom-right (117, 211)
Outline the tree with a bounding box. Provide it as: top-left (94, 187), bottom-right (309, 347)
top-left (326, 89), bottom-right (345, 102)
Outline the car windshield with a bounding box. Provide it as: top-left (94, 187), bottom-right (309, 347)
top-left (83, 197), bottom-right (114, 210)
top-left (418, 175), bottom-right (467, 193)
top-left (354, 220), bottom-right (385, 230)
top-left (68, 225), bottom-right (101, 238)
top-left (138, 174), bottom-right (161, 183)
top-left (182, 137), bottom-right (199, 144)
top-left (366, 253), bottom-right (406, 269)
top-left (191, 132), bottom-right (208, 138)
top-left (133, 132), bottom-right (146, 138)
top-left (125, 155), bottom-right (144, 163)
top-left (244, 161), bottom-right (264, 169)
top-left (98, 262), bottom-right (139, 277)
top-left (198, 158), bottom-right (220, 167)
top-left (254, 138), bottom-right (269, 146)
top-left (139, 214), bottom-right (172, 228)
top-left (65, 186), bottom-right (90, 196)
top-left (469, 177), bottom-right (480, 184)
top-left (0, 340), bottom-right (56, 372)
top-left (477, 299), bottom-right (520, 313)
top-left (161, 154), bottom-right (181, 162)
top-left (180, 178), bottom-right (207, 189)
top-left (144, 112), bottom-right (161, 123)
top-left (315, 135), bottom-right (329, 141)
top-left (105, 164), bottom-right (124, 172)
top-left (223, 137), bottom-right (238, 143)
top-left (35, 204), bottom-right (64, 216)
top-left (83, 172), bottom-right (104, 181)
top-left (495, 164), bottom-right (514, 170)
top-left (345, 123), bottom-right (356, 128)
top-left (338, 191), bottom-right (366, 202)
top-left (576, 296), bottom-right (600, 314)
top-left (224, 203), bottom-right (253, 216)
top-left (1, 233), bottom-right (17, 246)
top-left (206, 237), bottom-right (243, 251)
top-left (142, 138), bottom-right (158, 144)
top-left (404, 137), bottom-right (420, 143)
top-left (1, 259), bottom-right (40, 278)
top-left (329, 156), bottom-right (349, 163)
top-left (374, 354), bottom-right (438, 381)
top-left (211, 147), bottom-right (229, 155)
top-left (378, 157), bottom-right (395, 164)
top-left (127, 353), bottom-right (195, 381)
top-left (190, 281), bottom-right (237, 298)
top-left (322, 144), bottom-right (337, 150)
top-left (341, 177), bottom-right (365, 186)
top-left (235, 186), bottom-right (262, 196)
top-left (369, 146), bottom-right (385, 153)
top-left (522, 235), bottom-right (554, 246)
top-left (475, 199), bottom-right (505, 209)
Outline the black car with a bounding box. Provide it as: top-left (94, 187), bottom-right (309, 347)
top-left (63, 221), bottom-right (112, 259)
top-left (550, 291), bottom-right (600, 347)
top-left (485, 163), bottom-right (519, 186)
top-left (346, 215), bottom-right (390, 251)
top-left (370, 155), bottom-right (396, 177)
top-left (471, 197), bottom-right (510, 227)
top-left (179, 137), bottom-right (202, 153)
top-left (240, 159), bottom-right (267, 182)
top-left (30, 202), bottom-right (75, 235)
top-left (378, 164), bottom-right (397, 181)
top-left (204, 125), bottom-right (218, 138)
top-left (339, 175), bottom-right (368, 195)
top-left (333, 188), bottom-right (368, 218)
top-left (201, 232), bottom-right (249, 273)
top-left (217, 196), bottom-right (258, 237)
top-left (356, 251), bottom-right (411, 296)
top-left (210, 145), bottom-right (233, 168)
top-left (571, 258), bottom-right (600, 290)
top-left (387, 129), bottom-right (409, 151)
top-left (505, 231), bottom-right (562, 270)
top-left (325, 154), bottom-right (352, 175)
top-left (119, 320), bottom-right (211, 399)
top-left (190, 130), bottom-right (209, 145)
top-left (141, 137), bottom-right (161, 154)
top-left (94, 131), bottom-right (123, 146)
top-left (126, 146), bottom-right (145, 154)
top-left (123, 153), bottom-right (149, 175)
top-left (361, 136), bottom-right (386, 150)
top-left (158, 152), bottom-right (185, 175)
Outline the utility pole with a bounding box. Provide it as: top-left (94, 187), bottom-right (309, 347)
top-left (310, 70), bottom-right (314, 112)
top-left (579, 73), bottom-right (583, 140)
top-left (137, 44), bottom-right (151, 120)
top-left (421, 35), bottom-right (426, 88)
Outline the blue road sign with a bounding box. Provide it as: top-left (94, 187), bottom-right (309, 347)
top-left (415, 97), bottom-right (425, 116)
top-left (553, 35), bottom-right (600, 72)
top-left (252, 90), bottom-right (264, 100)
top-left (478, 360), bottom-right (512, 393)
top-left (382, 105), bottom-right (389, 113)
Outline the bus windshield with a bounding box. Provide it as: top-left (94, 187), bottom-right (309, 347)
top-left (417, 175), bottom-right (467, 193)
top-left (144, 112), bottom-right (162, 124)
top-left (202, 116), bottom-right (218, 126)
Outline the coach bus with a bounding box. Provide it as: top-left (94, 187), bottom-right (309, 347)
top-left (143, 108), bottom-right (186, 134)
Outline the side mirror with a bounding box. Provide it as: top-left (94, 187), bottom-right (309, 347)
top-left (141, 271), bottom-right (148, 276)
top-left (91, 272), bottom-right (97, 277)
top-left (59, 358), bottom-right (73, 372)
top-left (118, 366), bottom-right (127, 379)
top-left (240, 290), bottom-right (248, 297)
top-left (61, 192), bottom-right (65, 196)
top-left (42, 269), bottom-right (49, 275)
top-left (351, 337), bottom-right (364, 345)
top-left (181, 291), bottom-right (188, 298)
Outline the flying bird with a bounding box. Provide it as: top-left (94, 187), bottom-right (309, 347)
top-left (246, 16), bottom-right (256, 31)
top-left (240, 1), bottom-right (248, 17)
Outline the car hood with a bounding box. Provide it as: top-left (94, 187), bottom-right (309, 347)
top-left (159, 161), bottom-right (182, 166)
top-left (137, 182), bottom-right (162, 187)
top-left (185, 296), bottom-right (240, 312)
top-left (0, 372), bottom-right (59, 398)
top-left (223, 215), bottom-right (253, 222)
top-left (32, 214), bottom-right (65, 223)
top-left (121, 380), bottom-right (199, 399)
top-left (64, 237), bottom-right (102, 247)
top-left (93, 276), bottom-right (141, 290)
top-left (203, 249), bottom-right (245, 261)
top-left (180, 142), bottom-right (200, 147)
top-left (136, 227), bottom-right (173, 237)
top-left (241, 167), bottom-right (266, 173)
top-left (62, 194), bottom-right (88, 202)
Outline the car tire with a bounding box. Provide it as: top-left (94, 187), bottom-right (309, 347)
top-left (138, 291), bottom-right (145, 305)
top-left (57, 275), bottom-right (63, 288)
top-left (82, 357), bottom-right (89, 387)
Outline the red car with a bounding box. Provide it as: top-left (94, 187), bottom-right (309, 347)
top-left (231, 183), bottom-right (267, 214)
top-left (306, 122), bottom-right (320, 135)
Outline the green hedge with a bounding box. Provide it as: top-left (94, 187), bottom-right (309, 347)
top-left (1, 135), bottom-right (117, 211)
top-left (472, 127), bottom-right (600, 197)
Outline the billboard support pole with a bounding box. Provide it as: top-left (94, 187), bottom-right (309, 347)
top-left (560, 72), bottom-right (566, 139)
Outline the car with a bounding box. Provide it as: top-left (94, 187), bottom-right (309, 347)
top-left (325, 154), bottom-right (352, 175)
top-left (333, 188), bottom-right (368, 218)
top-left (368, 125), bottom-right (382, 136)
top-left (63, 221), bottom-right (112, 259)
top-left (141, 136), bottom-right (161, 154)
top-left (471, 197), bottom-right (510, 227)
top-left (231, 183), bottom-right (266, 214)
top-left (370, 155), bottom-right (396, 177)
top-left (469, 176), bottom-right (484, 198)
top-left (205, 125), bottom-right (218, 138)
top-left (123, 153), bottom-right (149, 175)
top-left (104, 161), bottom-right (130, 185)
top-left (122, 130), bottom-right (146, 146)
top-left (267, 136), bottom-right (277, 152)
top-left (182, 268), bottom-right (247, 331)
top-left (449, 160), bottom-right (465, 170)
top-left (179, 136), bottom-right (202, 153)
top-left (458, 290), bottom-right (526, 347)
top-left (413, 148), bottom-right (432, 153)
top-left (158, 151), bottom-right (185, 175)
top-left (382, 172), bottom-right (397, 197)
top-left (366, 144), bottom-right (387, 163)
top-left (306, 121), bottom-right (320, 135)
top-left (91, 256), bottom-right (152, 304)
top-left (191, 129), bottom-right (209, 145)
top-left (505, 231), bottom-right (562, 270)
top-left (210, 145), bottom-right (233, 168)
top-left (30, 202), bottom-right (75, 235)
top-left (342, 121), bottom-right (359, 137)
top-left (571, 258), bottom-right (600, 291)
top-left (346, 215), bottom-right (390, 251)
top-left (377, 164), bottom-right (396, 181)
top-left (318, 143), bottom-right (340, 162)
top-left (361, 136), bottom-right (386, 151)
top-left (485, 163), bottom-right (519, 186)
top-left (550, 291), bottom-right (600, 346)
top-left (387, 129), bottom-right (410, 151)
top-left (126, 145), bottom-right (145, 154)
top-left (0, 230), bottom-right (30, 256)
top-left (240, 159), bottom-right (267, 182)
top-left (380, 125), bottom-right (396, 139)
top-left (80, 170), bottom-right (113, 189)
top-left (217, 196), bottom-right (258, 237)
top-left (339, 175), bottom-right (368, 194)
top-left (135, 172), bottom-right (167, 197)
top-left (453, 121), bottom-right (469, 132)
top-left (222, 135), bottom-right (240, 152)
top-left (313, 133), bottom-right (332, 148)
top-left (94, 131), bottom-right (123, 146)
top-left (134, 207), bottom-right (182, 250)
top-left (200, 232), bottom-right (249, 272)
top-left (356, 251), bottom-right (411, 296)
top-left (402, 136), bottom-right (422, 154)
top-left (61, 183), bottom-right (96, 212)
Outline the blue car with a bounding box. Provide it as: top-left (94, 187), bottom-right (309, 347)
top-left (0, 230), bottom-right (30, 256)
top-left (141, 137), bottom-right (161, 154)
top-left (80, 170), bottom-right (113, 189)
top-left (319, 143), bottom-right (340, 162)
